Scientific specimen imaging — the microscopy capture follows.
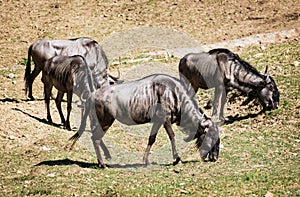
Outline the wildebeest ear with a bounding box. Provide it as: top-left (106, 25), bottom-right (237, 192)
top-left (264, 66), bottom-right (271, 83)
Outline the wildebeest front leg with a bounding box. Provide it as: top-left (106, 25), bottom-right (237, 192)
top-left (213, 84), bottom-right (226, 124)
top-left (219, 87), bottom-right (227, 124)
top-left (143, 122), bottom-right (162, 166)
top-left (164, 122), bottom-right (181, 165)
top-left (55, 91), bottom-right (66, 127)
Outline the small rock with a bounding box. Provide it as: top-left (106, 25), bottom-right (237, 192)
top-left (41, 146), bottom-right (51, 151)
top-left (254, 53), bottom-right (264, 58)
top-left (275, 66), bottom-right (283, 72)
top-left (292, 61), bottom-right (299, 67)
top-left (7, 73), bottom-right (15, 79)
top-left (9, 135), bottom-right (16, 140)
top-left (47, 173), bottom-right (55, 177)
top-left (180, 189), bottom-right (189, 194)
top-left (265, 191), bottom-right (273, 197)
top-left (257, 136), bottom-right (264, 140)
top-left (12, 81), bottom-right (16, 85)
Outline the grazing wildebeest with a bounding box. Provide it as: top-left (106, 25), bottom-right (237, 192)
top-left (24, 37), bottom-right (117, 100)
top-left (179, 48), bottom-right (280, 124)
top-left (42, 55), bottom-right (95, 130)
top-left (69, 74), bottom-right (220, 169)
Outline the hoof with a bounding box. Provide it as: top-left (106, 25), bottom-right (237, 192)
top-left (173, 157), bottom-right (181, 165)
top-left (99, 164), bottom-right (108, 169)
top-left (65, 126), bottom-right (72, 131)
top-left (143, 160), bottom-right (150, 167)
top-left (105, 156), bottom-right (112, 161)
top-left (63, 123), bottom-right (71, 131)
top-left (28, 96), bottom-right (35, 101)
top-left (47, 119), bottom-right (53, 125)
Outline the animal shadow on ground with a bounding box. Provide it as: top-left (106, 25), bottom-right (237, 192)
top-left (225, 110), bottom-right (265, 125)
top-left (0, 97), bottom-right (44, 103)
top-left (12, 107), bottom-right (62, 128)
top-left (35, 158), bottom-right (201, 169)
top-left (35, 158), bottom-right (148, 169)
top-left (35, 158), bottom-right (99, 168)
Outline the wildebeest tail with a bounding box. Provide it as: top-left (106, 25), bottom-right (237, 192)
top-left (68, 92), bottom-right (95, 150)
top-left (24, 44), bottom-right (33, 94)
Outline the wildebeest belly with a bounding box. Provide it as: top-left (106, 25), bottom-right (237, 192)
top-left (51, 78), bottom-right (72, 93)
top-left (113, 93), bottom-right (156, 125)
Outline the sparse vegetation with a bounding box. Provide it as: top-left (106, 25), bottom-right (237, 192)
top-left (1, 0), bottom-right (299, 196)
top-left (0, 41), bottom-right (299, 196)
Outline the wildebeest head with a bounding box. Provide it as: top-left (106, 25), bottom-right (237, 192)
top-left (258, 66), bottom-right (280, 110)
top-left (183, 118), bottom-right (220, 162)
top-left (198, 119), bottom-right (220, 162)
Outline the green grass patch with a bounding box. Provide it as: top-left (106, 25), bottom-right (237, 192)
top-left (0, 41), bottom-right (299, 196)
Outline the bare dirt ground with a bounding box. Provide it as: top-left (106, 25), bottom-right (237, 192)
top-left (0, 3), bottom-right (294, 125)
top-left (1, 0), bottom-right (298, 139)
top-left (0, 0), bottom-right (299, 195)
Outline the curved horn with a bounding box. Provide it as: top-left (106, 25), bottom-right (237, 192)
top-left (264, 65), bottom-right (269, 75)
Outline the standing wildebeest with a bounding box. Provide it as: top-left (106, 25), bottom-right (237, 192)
top-left (42, 55), bottom-right (95, 130)
top-left (24, 37), bottom-right (113, 100)
top-left (179, 48), bottom-right (280, 123)
top-left (69, 74), bottom-right (220, 169)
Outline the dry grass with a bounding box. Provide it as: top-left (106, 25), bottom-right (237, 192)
top-left (0, 0), bottom-right (299, 196)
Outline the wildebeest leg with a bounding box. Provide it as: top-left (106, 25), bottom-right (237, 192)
top-left (43, 78), bottom-right (53, 124)
top-left (212, 84), bottom-right (226, 124)
top-left (89, 112), bottom-right (111, 161)
top-left (164, 122), bottom-right (181, 165)
top-left (91, 127), bottom-right (107, 169)
top-left (219, 87), bottom-right (227, 124)
top-left (100, 140), bottom-right (111, 161)
top-left (143, 122), bottom-right (163, 166)
top-left (55, 91), bottom-right (66, 127)
top-left (92, 114), bottom-right (115, 169)
top-left (28, 67), bottom-right (42, 100)
top-left (65, 91), bottom-right (73, 130)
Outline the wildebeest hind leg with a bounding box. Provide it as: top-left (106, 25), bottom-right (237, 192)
top-left (27, 67), bottom-right (42, 100)
top-left (64, 91), bottom-right (73, 130)
top-left (55, 91), bottom-right (66, 127)
top-left (43, 79), bottom-right (53, 123)
top-left (143, 122), bottom-right (162, 166)
top-left (163, 122), bottom-right (181, 165)
top-left (91, 128), bottom-right (107, 169)
top-left (92, 113), bottom-right (115, 168)
top-left (100, 140), bottom-right (111, 161)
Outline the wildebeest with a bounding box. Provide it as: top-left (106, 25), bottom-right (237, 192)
top-left (179, 48), bottom-right (280, 123)
top-left (69, 74), bottom-right (220, 168)
top-left (24, 37), bottom-right (116, 100)
top-left (42, 55), bottom-right (95, 130)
